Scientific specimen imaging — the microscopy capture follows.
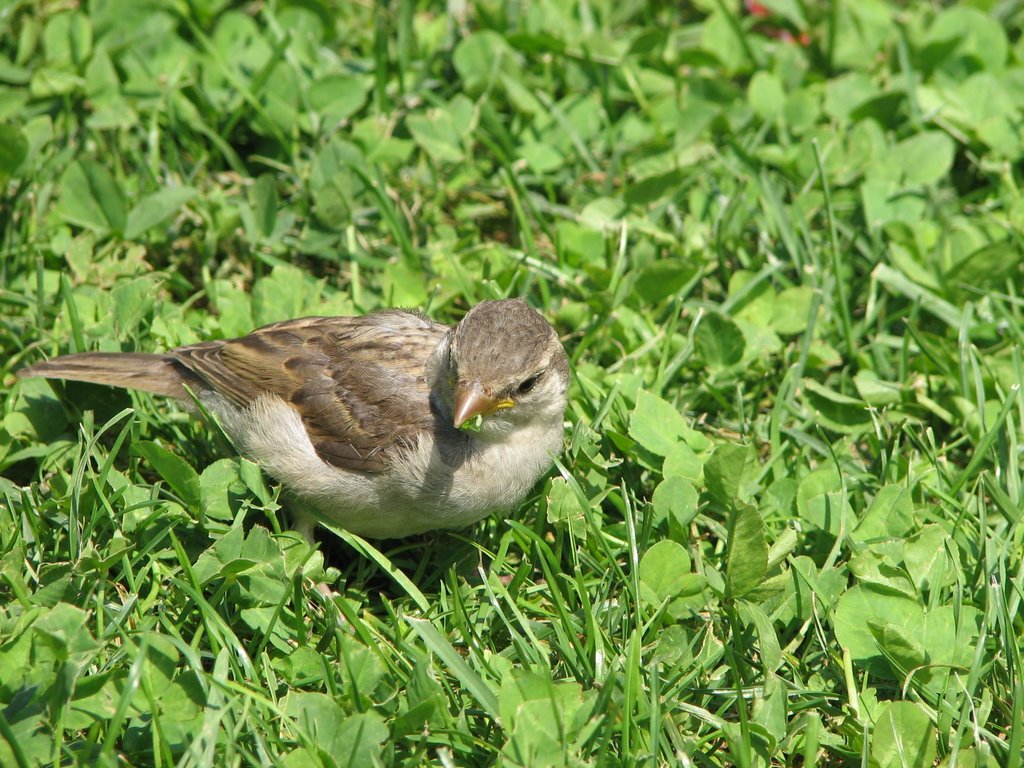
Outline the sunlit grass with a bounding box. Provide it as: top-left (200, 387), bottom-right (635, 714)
top-left (2, 2), bottom-right (1023, 766)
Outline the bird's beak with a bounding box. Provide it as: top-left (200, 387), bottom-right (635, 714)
top-left (453, 381), bottom-right (513, 429)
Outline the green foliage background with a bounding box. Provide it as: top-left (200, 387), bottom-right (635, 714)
top-left (1, 1), bottom-right (1023, 766)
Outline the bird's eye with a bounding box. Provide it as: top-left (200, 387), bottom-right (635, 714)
top-left (517, 373), bottom-right (542, 395)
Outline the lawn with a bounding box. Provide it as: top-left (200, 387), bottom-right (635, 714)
top-left (1, 1), bottom-right (1023, 766)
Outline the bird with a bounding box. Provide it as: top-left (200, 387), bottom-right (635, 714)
top-left (17, 298), bottom-right (570, 539)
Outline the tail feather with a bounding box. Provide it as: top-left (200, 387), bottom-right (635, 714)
top-left (17, 352), bottom-right (192, 399)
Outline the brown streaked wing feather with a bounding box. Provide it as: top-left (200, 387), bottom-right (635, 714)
top-left (170, 313), bottom-right (449, 473)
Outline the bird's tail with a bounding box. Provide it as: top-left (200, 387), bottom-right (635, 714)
top-left (17, 352), bottom-right (192, 399)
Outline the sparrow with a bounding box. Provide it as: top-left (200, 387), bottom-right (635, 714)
top-left (18, 298), bottom-right (570, 539)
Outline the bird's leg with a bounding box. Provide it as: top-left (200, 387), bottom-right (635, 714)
top-left (292, 512), bottom-right (318, 546)
top-left (285, 504), bottom-right (339, 599)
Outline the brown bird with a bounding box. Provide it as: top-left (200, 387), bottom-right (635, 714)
top-left (18, 299), bottom-right (570, 538)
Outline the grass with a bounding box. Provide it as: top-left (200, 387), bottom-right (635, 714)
top-left (2, 1), bottom-right (1023, 766)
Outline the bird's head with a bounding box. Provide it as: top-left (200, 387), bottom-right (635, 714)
top-left (429, 299), bottom-right (569, 438)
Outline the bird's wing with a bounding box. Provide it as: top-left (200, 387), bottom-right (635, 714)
top-left (171, 312), bottom-right (449, 472)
